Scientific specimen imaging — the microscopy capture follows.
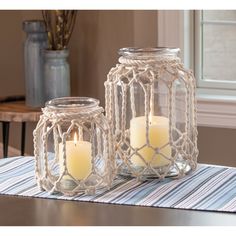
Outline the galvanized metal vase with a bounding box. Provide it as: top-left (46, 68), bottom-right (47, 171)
top-left (23, 20), bottom-right (48, 107)
top-left (44, 49), bottom-right (71, 102)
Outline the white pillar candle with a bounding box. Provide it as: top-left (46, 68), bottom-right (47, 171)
top-left (130, 116), bottom-right (171, 167)
top-left (59, 133), bottom-right (92, 180)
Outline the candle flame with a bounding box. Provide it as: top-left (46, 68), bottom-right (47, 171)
top-left (74, 132), bottom-right (78, 145)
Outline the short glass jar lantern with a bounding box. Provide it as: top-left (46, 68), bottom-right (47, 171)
top-left (33, 97), bottom-right (115, 195)
top-left (105, 47), bottom-right (198, 179)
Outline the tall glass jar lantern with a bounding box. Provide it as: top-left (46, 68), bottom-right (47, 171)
top-left (105, 48), bottom-right (198, 180)
top-left (33, 97), bottom-right (115, 195)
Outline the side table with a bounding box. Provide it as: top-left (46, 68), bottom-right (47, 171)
top-left (0, 97), bottom-right (41, 157)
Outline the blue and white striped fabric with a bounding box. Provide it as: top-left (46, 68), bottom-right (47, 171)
top-left (0, 156), bottom-right (236, 212)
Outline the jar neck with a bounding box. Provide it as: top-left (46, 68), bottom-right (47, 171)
top-left (45, 97), bottom-right (101, 114)
top-left (23, 20), bottom-right (46, 33)
top-left (44, 49), bottom-right (69, 61)
top-left (118, 47), bottom-right (180, 65)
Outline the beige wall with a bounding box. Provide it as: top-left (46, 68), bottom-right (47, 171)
top-left (0, 10), bottom-right (236, 167)
top-left (198, 127), bottom-right (236, 166)
top-left (70, 10), bottom-right (158, 106)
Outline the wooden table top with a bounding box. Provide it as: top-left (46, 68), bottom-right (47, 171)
top-left (0, 101), bottom-right (42, 122)
top-left (0, 195), bottom-right (235, 226)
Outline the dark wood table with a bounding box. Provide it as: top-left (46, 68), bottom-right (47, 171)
top-left (0, 98), bottom-right (41, 157)
top-left (0, 195), bottom-right (236, 226)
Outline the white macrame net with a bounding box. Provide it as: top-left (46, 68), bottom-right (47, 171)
top-left (105, 54), bottom-right (198, 180)
top-left (33, 101), bottom-right (115, 196)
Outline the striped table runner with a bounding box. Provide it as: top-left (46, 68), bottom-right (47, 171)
top-left (0, 156), bottom-right (236, 212)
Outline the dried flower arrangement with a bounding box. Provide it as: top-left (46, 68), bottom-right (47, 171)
top-left (42, 10), bottom-right (77, 50)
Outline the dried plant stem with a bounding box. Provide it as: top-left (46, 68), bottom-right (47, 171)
top-left (42, 10), bottom-right (77, 50)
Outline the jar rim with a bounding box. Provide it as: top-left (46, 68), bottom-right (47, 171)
top-left (44, 49), bottom-right (69, 58)
top-left (46, 97), bottom-right (100, 110)
top-left (118, 47), bottom-right (180, 57)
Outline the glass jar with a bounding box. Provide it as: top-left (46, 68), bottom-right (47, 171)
top-left (23, 20), bottom-right (48, 107)
top-left (33, 97), bottom-right (115, 195)
top-left (105, 47), bottom-right (198, 180)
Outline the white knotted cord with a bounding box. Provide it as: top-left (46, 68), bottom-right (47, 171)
top-left (34, 103), bottom-right (114, 196)
top-left (106, 55), bottom-right (198, 179)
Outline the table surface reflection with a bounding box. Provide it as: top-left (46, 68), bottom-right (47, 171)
top-left (0, 195), bottom-right (236, 226)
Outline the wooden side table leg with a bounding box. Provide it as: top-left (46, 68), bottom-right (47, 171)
top-left (21, 122), bottom-right (26, 156)
top-left (2, 121), bottom-right (10, 158)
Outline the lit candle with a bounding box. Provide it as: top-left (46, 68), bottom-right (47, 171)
top-left (130, 115), bottom-right (171, 167)
top-left (59, 133), bottom-right (92, 180)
